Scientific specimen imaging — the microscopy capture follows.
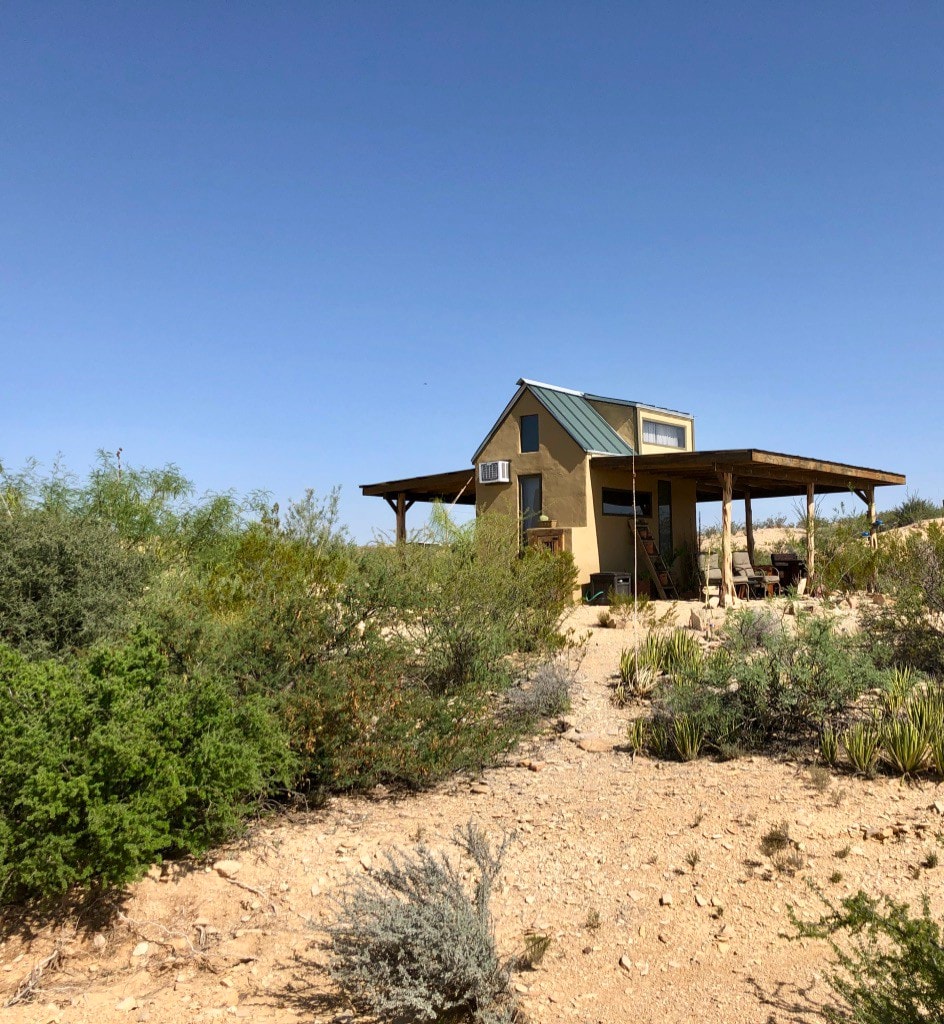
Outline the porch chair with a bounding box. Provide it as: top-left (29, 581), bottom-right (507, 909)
top-left (732, 551), bottom-right (779, 598)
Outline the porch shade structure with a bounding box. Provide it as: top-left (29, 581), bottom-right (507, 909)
top-left (594, 449), bottom-right (905, 606)
top-left (360, 469), bottom-right (476, 543)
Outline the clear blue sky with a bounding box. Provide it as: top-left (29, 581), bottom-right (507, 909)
top-left (2, 2), bottom-right (941, 538)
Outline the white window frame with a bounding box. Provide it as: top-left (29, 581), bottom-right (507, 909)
top-left (642, 419), bottom-right (686, 448)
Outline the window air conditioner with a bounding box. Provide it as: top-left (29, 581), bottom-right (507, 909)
top-left (478, 460), bottom-right (511, 484)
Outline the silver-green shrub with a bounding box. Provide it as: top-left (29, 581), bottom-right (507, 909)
top-left (328, 823), bottom-right (518, 1024)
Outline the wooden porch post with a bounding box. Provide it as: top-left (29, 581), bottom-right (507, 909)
top-left (806, 483), bottom-right (815, 583)
top-left (744, 487), bottom-right (754, 564)
top-left (720, 470), bottom-right (734, 607)
top-left (866, 486), bottom-right (877, 550)
top-left (384, 492), bottom-right (416, 544)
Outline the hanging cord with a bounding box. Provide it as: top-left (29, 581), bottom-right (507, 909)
top-left (632, 448), bottom-right (639, 676)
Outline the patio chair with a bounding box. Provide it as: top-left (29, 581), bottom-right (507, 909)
top-left (770, 552), bottom-right (807, 590)
top-left (732, 551), bottom-right (779, 598)
top-left (730, 553), bottom-right (756, 599)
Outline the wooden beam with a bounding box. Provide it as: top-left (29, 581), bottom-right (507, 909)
top-left (719, 470), bottom-right (734, 607)
top-left (744, 487), bottom-right (754, 565)
top-left (806, 483), bottom-right (816, 583)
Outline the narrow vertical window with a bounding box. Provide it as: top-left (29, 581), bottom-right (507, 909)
top-left (519, 414), bottom-right (539, 453)
top-left (519, 474), bottom-right (542, 533)
top-left (658, 480), bottom-right (673, 558)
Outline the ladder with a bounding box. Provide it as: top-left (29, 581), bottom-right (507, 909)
top-left (629, 520), bottom-right (680, 600)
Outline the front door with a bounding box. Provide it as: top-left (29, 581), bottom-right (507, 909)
top-left (519, 474), bottom-right (542, 534)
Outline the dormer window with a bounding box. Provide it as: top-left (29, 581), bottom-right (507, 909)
top-left (520, 414), bottom-right (539, 453)
top-left (642, 419), bottom-right (686, 448)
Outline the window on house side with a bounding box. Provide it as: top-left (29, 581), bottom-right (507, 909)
top-left (602, 488), bottom-right (652, 517)
top-left (642, 419), bottom-right (686, 448)
top-left (520, 414), bottom-right (539, 453)
top-left (519, 474), bottom-right (543, 532)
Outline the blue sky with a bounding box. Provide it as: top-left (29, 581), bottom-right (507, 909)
top-left (2, 2), bottom-right (941, 538)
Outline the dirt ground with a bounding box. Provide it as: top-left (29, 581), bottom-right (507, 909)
top-left (3, 600), bottom-right (944, 1024)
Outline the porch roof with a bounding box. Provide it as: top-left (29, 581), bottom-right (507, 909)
top-left (360, 468), bottom-right (477, 505)
top-left (592, 448), bottom-right (905, 502)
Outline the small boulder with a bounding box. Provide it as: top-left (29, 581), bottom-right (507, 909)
top-left (214, 860), bottom-right (242, 879)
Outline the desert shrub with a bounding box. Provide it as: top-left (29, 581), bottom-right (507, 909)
top-left (883, 492), bottom-right (944, 529)
top-left (646, 614), bottom-right (883, 759)
top-left (793, 891), bottom-right (944, 1024)
top-left (880, 718), bottom-right (929, 777)
top-left (0, 634), bottom-right (294, 903)
top-left (505, 660), bottom-right (574, 724)
top-left (721, 607), bottom-right (782, 654)
top-left (866, 522), bottom-right (944, 675)
top-left (0, 505), bottom-right (152, 659)
top-left (328, 822), bottom-right (518, 1024)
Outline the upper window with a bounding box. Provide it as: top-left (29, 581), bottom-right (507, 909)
top-left (520, 414), bottom-right (539, 453)
top-left (642, 419), bottom-right (686, 448)
top-left (602, 488), bottom-right (652, 517)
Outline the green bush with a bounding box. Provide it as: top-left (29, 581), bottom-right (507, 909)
top-left (0, 634), bottom-right (293, 903)
top-left (328, 823), bottom-right (518, 1024)
top-left (0, 506), bottom-right (151, 659)
top-left (793, 891), bottom-right (944, 1024)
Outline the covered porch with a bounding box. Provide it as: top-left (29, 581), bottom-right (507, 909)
top-left (595, 449), bottom-right (906, 606)
top-left (360, 468), bottom-right (477, 542)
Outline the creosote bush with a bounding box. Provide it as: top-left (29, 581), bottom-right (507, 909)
top-left (793, 891), bottom-right (944, 1024)
top-left (328, 822), bottom-right (519, 1024)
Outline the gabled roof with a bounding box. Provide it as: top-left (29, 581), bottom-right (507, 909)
top-left (471, 378), bottom-right (635, 462)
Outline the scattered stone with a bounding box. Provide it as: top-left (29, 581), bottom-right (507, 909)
top-left (627, 890), bottom-right (645, 902)
top-left (637, 961), bottom-right (650, 976)
top-left (359, 852), bottom-right (372, 871)
top-left (92, 933), bottom-right (107, 950)
top-left (694, 893), bottom-right (708, 907)
top-left (710, 896), bottom-right (723, 908)
top-left (470, 783), bottom-right (491, 795)
top-left (933, 801), bottom-right (944, 816)
top-left (115, 997), bottom-right (139, 1012)
top-left (660, 892), bottom-right (673, 907)
top-left (213, 860), bottom-right (242, 879)
top-left (618, 955), bottom-right (633, 972)
top-left (131, 942), bottom-right (150, 957)
top-left (577, 737), bottom-right (615, 753)
top-left (689, 610), bottom-right (705, 631)
top-left (514, 983), bottom-right (529, 994)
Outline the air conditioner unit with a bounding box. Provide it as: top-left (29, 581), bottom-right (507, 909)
top-left (478, 460), bottom-right (511, 484)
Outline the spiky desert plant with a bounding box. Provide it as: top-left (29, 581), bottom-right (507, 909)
top-left (906, 687), bottom-right (944, 742)
top-left (672, 713), bottom-right (704, 761)
top-left (618, 648), bottom-right (659, 698)
top-left (842, 721), bottom-right (881, 777)
top-left (880, 718), bottom-right (929, 777)
top-left (882, 666), bottom-right (920, 717)
top-left (625, 717), bottom-right (649, 754)
top-left (820, 723), bottom-right (840, 768)
top-left (662, 629), bottom-right (704, 681)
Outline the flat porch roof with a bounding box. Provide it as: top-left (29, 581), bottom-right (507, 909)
top-left (594, 449), bottom-right (905, 501)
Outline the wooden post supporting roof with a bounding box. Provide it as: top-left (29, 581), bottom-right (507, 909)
top-left (719, 470), bottom-right (734, 607)
top-left (383, 492), bottom-right (415, 544)
top-left (744, 487), bottom-right (754, 565)
top-left (806, 484), bottom-right (815, 583)
top-left (867, 486), bottom-right (878, 551)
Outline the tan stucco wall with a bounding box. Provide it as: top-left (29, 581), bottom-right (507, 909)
top-left (475, 391), bottom-right (588, 528)
top-left (586, 399), bottom-right (638, 449)
top-left (584, 465), bottom-right (697, 585)
top-left (634, 407), bottom-right (695, 455)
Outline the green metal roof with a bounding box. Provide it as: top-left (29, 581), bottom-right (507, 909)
top-left (527, 384), bottom-right (634, 456)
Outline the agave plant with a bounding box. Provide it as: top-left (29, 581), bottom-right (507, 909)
top-left (930, 730), bottom-right (944, 778)
top-left (842, 721), bottom-right (881, 777)
top-left (905, 687), bottom-right (944, 741)
top-left (881, 666), bottom-right (919, 717)
top-left (880, 718), bottom-right (929, 777)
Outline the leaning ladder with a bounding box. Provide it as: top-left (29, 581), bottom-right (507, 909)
top-left (629, 520), bottom-right (680, 600)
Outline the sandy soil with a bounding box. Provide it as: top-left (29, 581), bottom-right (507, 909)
top-left (3, 601), bottom-right (944, 1024)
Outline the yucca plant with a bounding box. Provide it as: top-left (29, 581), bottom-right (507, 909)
top-left (662, 630), bottom-right (703, 681)
top-left (625, 717), bottom-right (649, 755)
top-left (672, 713), bottom-right (704, 761)
top-left (648, 720), bottom-right (671, 759)
top-left (842, 721), bottom-right (881, 777)
top-left (906, 687), bottom-right (944, 742)
top-left (618, 648), bottom-right (659, 698)
top-left (880, 718), bottom-right (929, 777)
top-left (930, 729), bottom-right (944, 778)
top-left (820, 723), bottom-right (840, 768)
top-left (881, 666), bottom-right (919, 717)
